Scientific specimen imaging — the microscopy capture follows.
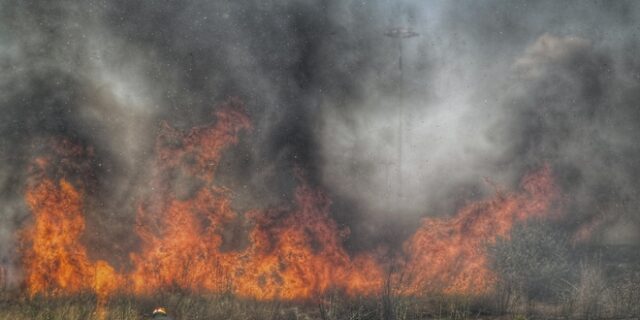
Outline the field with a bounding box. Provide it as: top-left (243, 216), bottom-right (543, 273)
top-left (2, 276), bottom-right (639, 320)
top-left (0, 292), bottom-right (527, 320)
top-left (2, 245), bottom-right (639, 320)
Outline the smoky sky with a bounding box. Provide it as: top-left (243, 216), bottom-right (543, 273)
top-left (1, 0), bottom-right (640, 278)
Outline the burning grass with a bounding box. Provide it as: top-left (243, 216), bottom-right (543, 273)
top-left (2, 279), bottom-right (640, 320)
top-left (8, 99), bottom-right (639, 319)
top-left (17, 101), bottom-right (559, 302)
top-left (0, 291), bottom-right (523, 320)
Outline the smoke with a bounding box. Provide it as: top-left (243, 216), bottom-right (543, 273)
top-left (1, 0), bottom-right (640, 282)
top-left (319, 1), bottom-right (640, 246)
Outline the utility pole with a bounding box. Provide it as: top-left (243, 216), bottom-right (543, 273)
top-left (385, 27), bottom-right (418, 204)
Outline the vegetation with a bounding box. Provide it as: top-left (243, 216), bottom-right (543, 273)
top-left (488, 221), bottom-right (640, 319)
top-left (1, 222), bottom-right (638, 319)
top-left (0, 276), bottom-right (638, 320)
top-left (0, 292), bottom-right (501, 320)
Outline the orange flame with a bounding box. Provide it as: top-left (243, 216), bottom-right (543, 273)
top-left (233, 183), bottom-right (383, 299)
top-left (129, 99), bottom-right (382, 299)
top-left (129, 99), bottom-right (250, 294)
top-left (19, 99), bottom-right (559, 302)
top-left (400, 167), bottom-right (558, 295)
top-left (22, 178), bottom-right (123, 299)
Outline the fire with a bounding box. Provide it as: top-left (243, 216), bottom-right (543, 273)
top-left (22, 178), bottom-right (123, 299)
top-left (400, 167), bottom-right (558, 295)
top-left (18, 98), bottom-right (560, 304)
top-left (129, 99), bottom-right (249, 294)
top-left (129, 99), bottom-right (382, 299)
top-left (23, 178), bottom-right (93, 296)
top-left (234, 182), bottom-right (383, 299)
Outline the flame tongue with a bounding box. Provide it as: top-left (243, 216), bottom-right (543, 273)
top-left (130, 99), bottom-right (250, 294)
top-left (234, 183), bottom-right (383, 299)
top-left (23, 179), bottom-right (92, 296)
top-left (130, 103), bottom-right (383, 298)
top-left (401, 166), bottom-right (557, 295)
top-left (20, 100), bottom-right (559, 301)
top-left (23, 179), bottom-right (122, 298)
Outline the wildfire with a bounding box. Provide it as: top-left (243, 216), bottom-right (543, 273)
top-left (234, 182), bottom-right (383, 299)
top-left (400, 166), bottom-right (558, 295)
top-left (129, 99), bottom-right (250, 294)
top-left (22, 178), bottom-right (123, 299)
top-left (129, 98), bottom-right (382, 299)
top-left (19, 98), bottom-right (560, 303)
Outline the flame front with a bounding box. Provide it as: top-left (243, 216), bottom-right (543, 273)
top-left (128, 99), bottom-right (382, 299)
top-left (235, 183), bottom-right (383, 299)
top-left (23, 178), bottom-right (123, 302)
top-left (401, 167), bottom-right (557, 295)
top-left (19, 99), bottom-right (559, 303)
top-left (23, 178), bottom-right (93, 296)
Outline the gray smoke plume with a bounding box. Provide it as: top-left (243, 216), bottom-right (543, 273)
top-left (1, 0), bottom-right (640, 284)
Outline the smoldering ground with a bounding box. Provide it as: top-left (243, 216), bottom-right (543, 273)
top-left (1, 0), bottom-right (640, 285)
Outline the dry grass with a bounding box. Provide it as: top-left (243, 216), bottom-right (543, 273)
top-left (1, 287), bottom-right (639, 320)
top-left (0, 291), bottom-right (523, 320)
